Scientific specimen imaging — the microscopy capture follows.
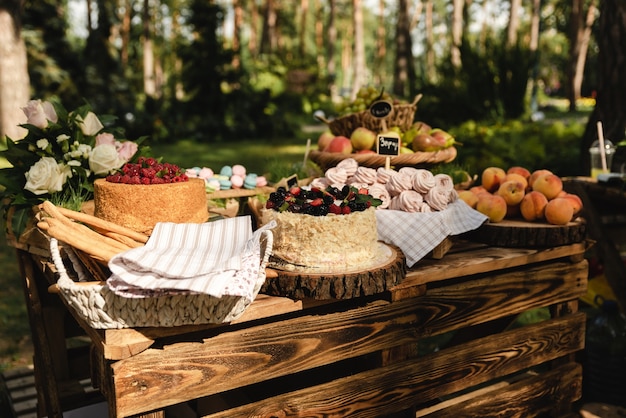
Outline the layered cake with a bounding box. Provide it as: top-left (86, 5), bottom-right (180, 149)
top-left (260, 185), bottom-right (381, 270)
top-left (94, 158), bottom-right (209, 234)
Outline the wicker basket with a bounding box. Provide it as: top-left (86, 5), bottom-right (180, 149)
top-left (309, 146), bottom-right (457, 171)
top-left (319, 94), bottom-right (422, 137)
top-left (49, 231), bottom-right (273, 329)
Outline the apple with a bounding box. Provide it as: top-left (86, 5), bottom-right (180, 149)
top-left (400, 146), bottom-right (414, 154)
top-left (317, 131), bottom-right (335, 151)
top-left (476, 193), bottom-right (507, 223)
top-left (496, 180), bottom-right (526, 206)
top-left (356, 149), bottom-right (376, 154)
top-left (350, 127), bottom-right (377, 151)
top-left (326, 136), bottom-right (353, 154)
top-left (545, 197), bottom-right (574, 225)
top-left (531, 173), bottom-right (563, 200)
top-left (481, 167), bottom-right (507, 193)
top-left (520, 191), bottom-right (548, 222)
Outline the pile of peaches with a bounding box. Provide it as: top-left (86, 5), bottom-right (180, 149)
top-left (458, 166), bottom-right (582, 225)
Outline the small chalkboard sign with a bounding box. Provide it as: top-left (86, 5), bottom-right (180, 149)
top-left (376, 133), bottom-right (400, 156)
top-left (369, 100), bottom-right (393, 118)
top-left (286, 174), bottom-right (299, 188)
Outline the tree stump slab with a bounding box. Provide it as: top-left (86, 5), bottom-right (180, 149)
top-left (261, 243), bottom-right (406, 300)
top-left (461, 218), bottom-right (587, 248)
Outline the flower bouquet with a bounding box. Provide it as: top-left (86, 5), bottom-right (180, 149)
top-left (0, 99), bottom-right (147, 238)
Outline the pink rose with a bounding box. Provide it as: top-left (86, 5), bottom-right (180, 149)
top-left (116, 141), bottom-right (138, 161)
top-left (95, 132), bottom-right (116, 146)
top-left (22, 100), bottom-right (58, 129)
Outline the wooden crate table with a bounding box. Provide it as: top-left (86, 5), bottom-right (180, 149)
top-left (15, 238), bottom-right (588, 418)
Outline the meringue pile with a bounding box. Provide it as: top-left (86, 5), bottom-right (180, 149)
top-left (310, 158), bottom-right (458, 213)
top-left (186, 164), bottom-right (268, 192)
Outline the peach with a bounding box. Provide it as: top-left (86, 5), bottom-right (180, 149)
top-left (531, 173), bottom-right (563, 200)
top-left (504, 173), bottom-right (529, 190)
top-left (325, 136), bottom-right (353, 154)
top-left (458, 190), bottom-right (479, 209)
top-left (481, 167), bottom-right (507, 193)
top-left (561, 193), bottom-right (583, 217)
top-left (496, 180), bottom-right (526, 206)
top-left (507, 166), bottom-right (531, 180)
top-left (520, 191), bottom-right (548, 222)
top-left (318, 131), bottom-right (335, 151)
top-left (529, 169), bottom-right (553, 188)
top-left (544, 197), bottom-right (574, 225)
top-left (476, 193), bottom-right (507, 223)
top-left (469, 185), bottom-right (490, 196)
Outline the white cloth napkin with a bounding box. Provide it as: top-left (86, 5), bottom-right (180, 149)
top-left (106, 216), bottom-right (275, 299)
top-left (376, 199), bottom-right (488, 267)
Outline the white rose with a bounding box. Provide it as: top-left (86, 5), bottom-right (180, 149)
top-left (77, 111), bottom-right (104, 136)
top-left (22, 100), bottom-right (58, 129)
top-left (24, 157), bottom-right (67, 195)
top-left (89, 144), bottom-right (124, 175)
top-left (56, 134), bottom-right (70, 143)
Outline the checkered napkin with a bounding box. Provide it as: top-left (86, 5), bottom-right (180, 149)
top-left (376, 200), bottom-right (488, 267)
top-left (106, 216), bottom-right (275, 299)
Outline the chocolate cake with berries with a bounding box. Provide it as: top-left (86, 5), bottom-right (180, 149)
top-left (260, 185), bottom-right (381, 271)
top-left (94, 157), bottom-right (209, 234)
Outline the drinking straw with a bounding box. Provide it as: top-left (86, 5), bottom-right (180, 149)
top-left (596, 121), bottom-right (608, 172)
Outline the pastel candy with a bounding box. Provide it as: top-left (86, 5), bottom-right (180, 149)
top-left (230, 174), bottom-right (244, 188)
top-left (243, 173), bottom-right (257, 189)
top-left (220, 165), bottom-right (233, 177)
top-left (232, 164), bottom-right (246, 177)
top-left (218, 178), bottom-right (232, 190)
top-left (256, 176), bottom-right (268, 187)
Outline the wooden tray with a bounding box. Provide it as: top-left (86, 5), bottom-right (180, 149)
top-left (261, 243), bottom-right (406, 300)
top-left (461, 218), bottom-right (587, 248)
top-left (309, 147), bottom-right (457, 171)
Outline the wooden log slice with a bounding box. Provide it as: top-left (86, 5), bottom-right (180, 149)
top-left (461, 218), bottom-right (587, 248)
top-left (261, 243), bottom-right (406, 300)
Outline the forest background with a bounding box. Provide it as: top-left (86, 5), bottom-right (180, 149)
top-left (0, 0), bottom-right (626, 370)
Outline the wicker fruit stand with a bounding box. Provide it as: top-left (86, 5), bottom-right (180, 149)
top-left (9, 220), bottom-right (589, 417)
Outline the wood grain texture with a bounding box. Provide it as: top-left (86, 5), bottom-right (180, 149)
top-left (462, 218), bottom-right (587, 248)
top-left (105, 259), bottom-right (587, 416)
top-left (198, 313), bottom-right (584, 418)
top-left (261, 245), bottom-right (406, 300)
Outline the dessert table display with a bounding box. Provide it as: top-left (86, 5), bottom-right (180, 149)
top-left (11, 228), bottom-right (589, 417)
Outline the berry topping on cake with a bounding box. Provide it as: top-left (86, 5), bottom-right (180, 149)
top-left (266, 185), bottom-right (382, 216)
top-left (106, 157), bottom-right (188, 184)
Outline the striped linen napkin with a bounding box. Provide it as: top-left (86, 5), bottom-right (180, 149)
top-left (106, 216), bottom-right (275, 299)
top-left (376, 199), bottom-right (488, 267)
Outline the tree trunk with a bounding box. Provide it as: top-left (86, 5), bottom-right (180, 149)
top-left (142, 0), bottom-right (155, 97)
top-left (232, 0), bottom-right (242, 70)
top-left (567, 0), bottom-right (597, 112)
top-left (0, 6), bottom-right (30, 140)
top-left (121, 0), bottom-right (131, 66)
top-left (315, 0), bottom-right (324, 70)
top-left (451, 0), bottom-right (464, 68)
top-left (326, 0), bottom-right (337, 100)
top-left (373, 0), bottom-right (386, 86)
top-left (581, 0), bottom-right (626, 175)
top-left (299, 0), bottom-right (308, 59)
top-left (507, 0), bottom-right (521, 47)
top-left (260, 0), bottom-right (277, 54)
top-left (393, 0), bottom-right (414, 98)
top-left (350, 0), bottom-right (366, 99)
top-left (424, 0), bottom-right (435, 82)
top-left (249, 0), bottom-right (259, 58)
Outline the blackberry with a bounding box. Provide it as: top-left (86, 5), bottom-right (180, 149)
top-left (322, 195), bottom-right (334, 205)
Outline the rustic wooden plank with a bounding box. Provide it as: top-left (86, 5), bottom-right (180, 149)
top-left (199, 313), bottom-right (585, 418)
top-left (105, 260), bottom-right (587, 417)
top-left (417, 363), bottom-right (582, 417)
top-left (399, 241), bottom-right (587, 288)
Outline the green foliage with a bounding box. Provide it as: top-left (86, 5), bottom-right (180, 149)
top-left (452, 117), bottom-right (586, 178)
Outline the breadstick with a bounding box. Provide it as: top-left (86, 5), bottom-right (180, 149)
top-left (46, 223), bottom-right (118, 262)
top-left (44, 217), bottom-right (129, 256)
top-left (53, 205), bottom-right (149, 244)
top-left (95, 229), bottom-right (145, 249)
top-left (41, 202), bottom-right (131, 253)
